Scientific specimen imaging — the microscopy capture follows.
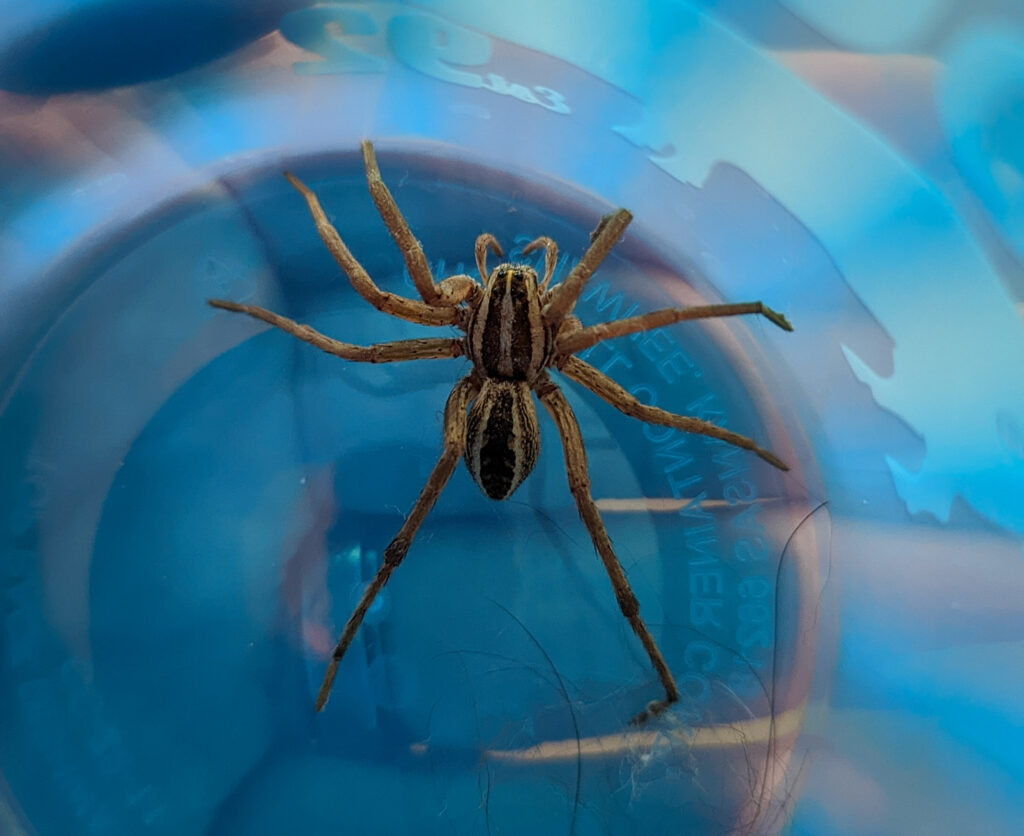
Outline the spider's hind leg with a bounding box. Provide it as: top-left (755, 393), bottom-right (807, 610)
top-left (561, 356), bottom-right (789, 471)
top-left (314, 375), bottom-right (479, 711)
top-left (535, 373), bottom-right (680, 725)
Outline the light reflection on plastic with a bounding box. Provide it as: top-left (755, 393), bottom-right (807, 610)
top-left (418, 0), bottom-right (1024, 539)
top-left (940, 27), bottom-right (1024, 261)
top-left (778, 0), bottom-right (954, 51)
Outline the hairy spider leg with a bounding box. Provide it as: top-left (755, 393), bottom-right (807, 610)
top-left (360, 140), bottom-right (442, 306)
top-left (557, 301), bottom-right (793, 357)
top-left (561, 356), bottom-right (788, 471)
top-left (284, 172), bottom-right (458, 327)
top-left (360, 141), bottom-right (480, 308)
top-left (315, 375), bottom-right (479, 711)
top-left (535, 373), bottom-right (681, 724)
top-left (542, 209), bottom-right (632, 326)
top-left (207, 300), bottom-right (464, 362)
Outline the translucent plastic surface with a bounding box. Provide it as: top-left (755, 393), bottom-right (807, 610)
top-left (1, 3), bottom-right (1022, 835)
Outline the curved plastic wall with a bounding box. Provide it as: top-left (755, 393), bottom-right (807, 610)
top-left (1, 3), bottom-right (1022, 835)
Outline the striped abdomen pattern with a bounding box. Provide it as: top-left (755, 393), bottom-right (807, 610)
top-left (465, 379), bottom-right (540, 500)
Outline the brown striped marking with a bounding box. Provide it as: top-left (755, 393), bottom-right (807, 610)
top-left (465, 379), bottom-right (540, 500)
top-left (466, 263), bottom-right (550, 382)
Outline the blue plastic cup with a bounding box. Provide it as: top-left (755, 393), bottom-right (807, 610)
top-left (2, 3), bottom-right (1022, 835)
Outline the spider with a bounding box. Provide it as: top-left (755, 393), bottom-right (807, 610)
top-left (209, 141), bottom-right (792, 725)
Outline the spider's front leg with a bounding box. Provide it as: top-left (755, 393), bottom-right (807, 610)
top-left (542, 208), bottom-right (632, 326)
top-left (284, 171), bottom-right (459, 328)
top-left (315, 375), bottom-right (479, 711)
top-left (360, 140), bottom-right (441, 306)
top-left (535, 373), bottom-right (680, 725)
top-left (360, 141), bottom-right (480, 310)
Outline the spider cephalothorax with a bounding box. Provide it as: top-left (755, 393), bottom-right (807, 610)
top-left (209, 141), bottom-right (793, 725)
top-left (471, 266), bottom-right (541, 368)
top-left (463, 256), bottom-right (552, 499)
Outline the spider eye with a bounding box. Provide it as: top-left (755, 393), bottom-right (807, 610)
top-left (509, 271), bottom-right (528, 298)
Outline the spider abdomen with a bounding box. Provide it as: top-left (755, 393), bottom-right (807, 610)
top-left (465, 379), bottom-right (540, 500)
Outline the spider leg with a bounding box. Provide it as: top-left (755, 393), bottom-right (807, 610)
top-left (436, 274), bottom-right (480, 306)
top-left (208, 300), bottom-right (464, 362)
top-left (284, 172), bottom-right (459, 327)
top-left (542, 209), bottom-right (632, 328)
top-left (557, 301), bottom-right (792, 357)
top-left (362, 141), bottom-right (474, 308)
top-left (535, 373), bottom-right (680, 725)
top-left (561, 356), bottom-right (789, 471)
top-left (315, 375), bottom-right (479, 711)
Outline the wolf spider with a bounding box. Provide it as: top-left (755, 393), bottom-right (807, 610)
top-left (209, 141), bottom-right (792, 725)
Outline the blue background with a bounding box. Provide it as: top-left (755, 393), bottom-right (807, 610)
top-left (1, 2), bottom-right (1023, 834)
